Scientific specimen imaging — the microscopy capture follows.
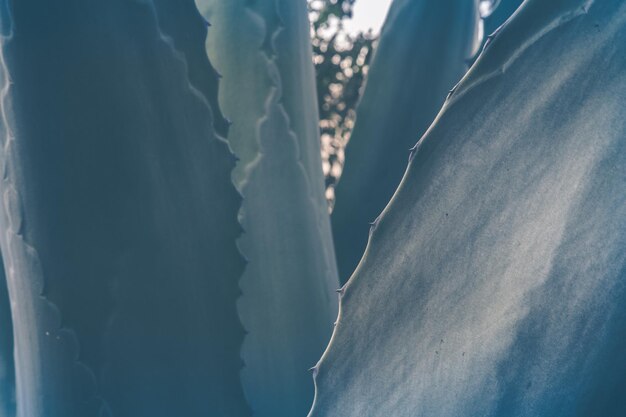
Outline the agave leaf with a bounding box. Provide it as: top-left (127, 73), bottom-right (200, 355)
top-left (331, 0), bottom-right (482, 283)
top-left (0, 1), bottom-right (248, 416)
top-left (200, 1), bottom-right (339, 416)
top-left (0, 261), bottom-right (14, 417)
top-left (311, 0), bottom-right (626, 415)
top-left (0, 10), bottom-right (14, 414)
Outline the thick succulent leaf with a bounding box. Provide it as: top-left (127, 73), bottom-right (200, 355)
top-left (0, 1), bottom-right (248, 416)
top-left (200, 1), bottom-right (339, 416)
top-left (331, 0), bottom-right (482, 283)
top-left (0, 261), bottom-right (14, 417)
top-left (0, 11), bottom-right (14, 415)
top-left (311, 0), bottom-right (626, 416)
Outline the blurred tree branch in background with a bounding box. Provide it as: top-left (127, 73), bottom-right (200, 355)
top-left (309, 0), bottom-right (376, 208)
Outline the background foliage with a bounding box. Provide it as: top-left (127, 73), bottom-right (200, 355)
top-left (308, 0), bottom-right (376, 206)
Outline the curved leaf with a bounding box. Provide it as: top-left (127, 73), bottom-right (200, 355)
top-left (0, 10), bottom-right (14, 414)
top-left (200, 1), bottom-right (339, 416)
top-left (0, 260), bottom-right (14, 417)
top-left (311, 0), bottom-right (626, 415)
top-left (331, 0), bottom-right (482, 283)
top-left (0, 1), bottom-right (247, 416)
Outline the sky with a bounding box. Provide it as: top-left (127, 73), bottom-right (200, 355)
top-left (343, 0), bottom-right (394, 34)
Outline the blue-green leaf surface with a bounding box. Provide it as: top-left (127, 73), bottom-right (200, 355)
top-left (0, 261), bottom-right (13, 417)
top-left (200, 1), bottom-right (339, 416)
top-left (311, 0), bottom-right (626, 415)
top-left (0, 1), bottom-right (248, 416)
top-left (0, 10), bottom-right (14, 414)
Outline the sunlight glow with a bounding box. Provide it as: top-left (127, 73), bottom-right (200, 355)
top-left (344, 0), bottom-right (393, 34)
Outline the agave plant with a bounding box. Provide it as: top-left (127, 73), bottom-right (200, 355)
top-left (0, 0), bottom-right (624, 416)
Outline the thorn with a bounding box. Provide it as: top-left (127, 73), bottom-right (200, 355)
top-left (408, 143), bottom-right (420, 162)
top-left (369, 215), bottom-right (381, 227)
top-left (448, 79), bottom-right (462, 100)
top-left (483, 25), bottom-right (503, 51)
